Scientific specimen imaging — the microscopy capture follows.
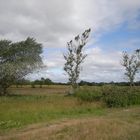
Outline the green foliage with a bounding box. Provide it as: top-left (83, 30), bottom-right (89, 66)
top-left (75, 86), bottom-right (102, 102)
top-left (121, 50), bottom-right (140, 86)
top-left (75, 86), bottom-right (140, 107)
top-left (102, 86), bottom-right (140, 107)
top-left (64, 29), bottom-right (91, 93)
top-left (0, 120), bottom-right (21, 129)
top-left (34, 78), bottom-right (53, 85)
top-left (0, 37), bottom-right (43, 95)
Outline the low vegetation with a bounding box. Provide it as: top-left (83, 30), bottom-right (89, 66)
top-left (75, 86), bottom-right (102, 102)
top-left (102, 85), bottom-right (140, 107)
top-left (0, 85), bottom-right (139, 140)
top-left (47, 108), bottom-right (140, 140)
top-left (0, 86), bottom-right (104, 133)
top-left (0, 86), bottom-right (140, 140)
top-left (75, 85), bottom-right (140, 107)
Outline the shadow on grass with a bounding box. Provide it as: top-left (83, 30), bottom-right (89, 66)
top-left (0, 94), bottom-right (49, 100)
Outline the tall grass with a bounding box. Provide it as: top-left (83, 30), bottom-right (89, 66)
top-left (0, 92), bottom-right (104, 132)
top-left (75, 86), bottom-right (102, 102)
top-left (0, 85), bottom-right (140, 133)
top-left (75, 85), bottom-right (140, 107)
top-left (102, 85), bottom-right (140, 107)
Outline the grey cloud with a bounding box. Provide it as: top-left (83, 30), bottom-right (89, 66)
top-left (1, 0), bottom-right (140, 45)
top-left (1, 0), bottom-right (140, 82)
top-left (0, 0), bottom-right (78, 43)
top-left (28, 47), bottom-right (125, 82)
top-left (80, 47), bottom-right (124, 82)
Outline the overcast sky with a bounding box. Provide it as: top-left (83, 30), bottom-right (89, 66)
top-left (0, 0), bottom-right (140, 82)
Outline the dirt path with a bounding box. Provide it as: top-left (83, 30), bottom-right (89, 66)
top-left (0, 118), bottom-right (99, 140)
top-left (1, 108), bottom-right (140, 140)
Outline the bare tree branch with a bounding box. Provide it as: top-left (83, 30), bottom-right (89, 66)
top-left (63, 29), bottom-right (91, 94)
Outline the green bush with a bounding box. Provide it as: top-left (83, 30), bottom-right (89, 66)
top-left (102, 86), bottom-right (140, 107)
top-left (128, 90), bottom-right (140, 105)
top-left (75, 86), bottom-right (140, 107)
top-left (75, 86), bottom-right (102, 102)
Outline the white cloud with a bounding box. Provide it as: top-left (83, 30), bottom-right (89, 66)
top-left (82, 47), bottom-right (124, 82)
top-left (0, 0), bottom-right (140, 45)
top-left (28, 47), bottom-right (125, 82)
top-left (0, 0), bottom-right (140, 82)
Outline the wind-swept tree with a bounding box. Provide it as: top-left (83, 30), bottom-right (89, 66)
top-left (64, 29), bottom-right (91, 94)
top-left (121, 49), bottom-right (140, 86)
top-left (0, 37), bottom-right (43, 95)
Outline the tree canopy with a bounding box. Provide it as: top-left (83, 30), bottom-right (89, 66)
top-left (0, 37), bottom-right (43, 95)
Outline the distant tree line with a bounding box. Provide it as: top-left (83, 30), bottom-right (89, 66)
top-left (14, 78), bottom-right (140, 88)
top-left (14, 78), bottom-right (53, 88)
top-left (14, 78), bottom-right (68, 88)
top-left (78, 80), bottom-right (140, 86)
top-left (0, 29), bottom-right (140, 96)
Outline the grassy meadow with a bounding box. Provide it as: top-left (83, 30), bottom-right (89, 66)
top-left (0, 85), bottom-right (140, 140)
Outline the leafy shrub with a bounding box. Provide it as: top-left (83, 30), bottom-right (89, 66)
top-left (128, 89), bottom-right (140, 105)
top-left (102, 86), bottom-right (140, 107)
top-left (75, 86), bottom-right (140, 107)
top-left (75, 86), bottom-right (102, 102)
top-left (0, 120), bottom-right (21, 129)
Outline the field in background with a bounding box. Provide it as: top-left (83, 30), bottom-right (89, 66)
top-left (10, 85), bottom-right (69, 95)
top-left (0, 85), bottom-right (140, 140)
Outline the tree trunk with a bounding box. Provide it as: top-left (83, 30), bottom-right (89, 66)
top-left (69, 85), bottom-right (75, 94)
top-left (40, 84), bottom-right (42, 88)
top-left (130, 76), bottom-right (134, 87)
top-left (3, 87), bottom-right (7, 95)
top-left (69, 82), bottom-right (79, 95)
top-left (0, 84), bottom-right (9, 96)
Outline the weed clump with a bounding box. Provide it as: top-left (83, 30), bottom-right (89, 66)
top-left (102, 86), bottom-right (140, 107)
top-left (75, 86), bottom-right (140, 107)
top-left (75, 86), bottom-right (102, 102)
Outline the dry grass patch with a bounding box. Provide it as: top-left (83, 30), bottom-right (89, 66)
top-left (49, 118), bottom-right (140, 140)
top-left (0, 107), bottom-right (140, 140)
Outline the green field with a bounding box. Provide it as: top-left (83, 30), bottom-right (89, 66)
top-left (0, 86), bottom-right (140, 140)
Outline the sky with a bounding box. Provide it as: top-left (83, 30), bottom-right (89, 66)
top-left (0, 0), bottom-right (140, 82)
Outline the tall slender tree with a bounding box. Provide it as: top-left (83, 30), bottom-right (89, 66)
top-left (64, 29), bottom-right (91, 94)
top-left (121, 49), bottom-right (140, 86)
